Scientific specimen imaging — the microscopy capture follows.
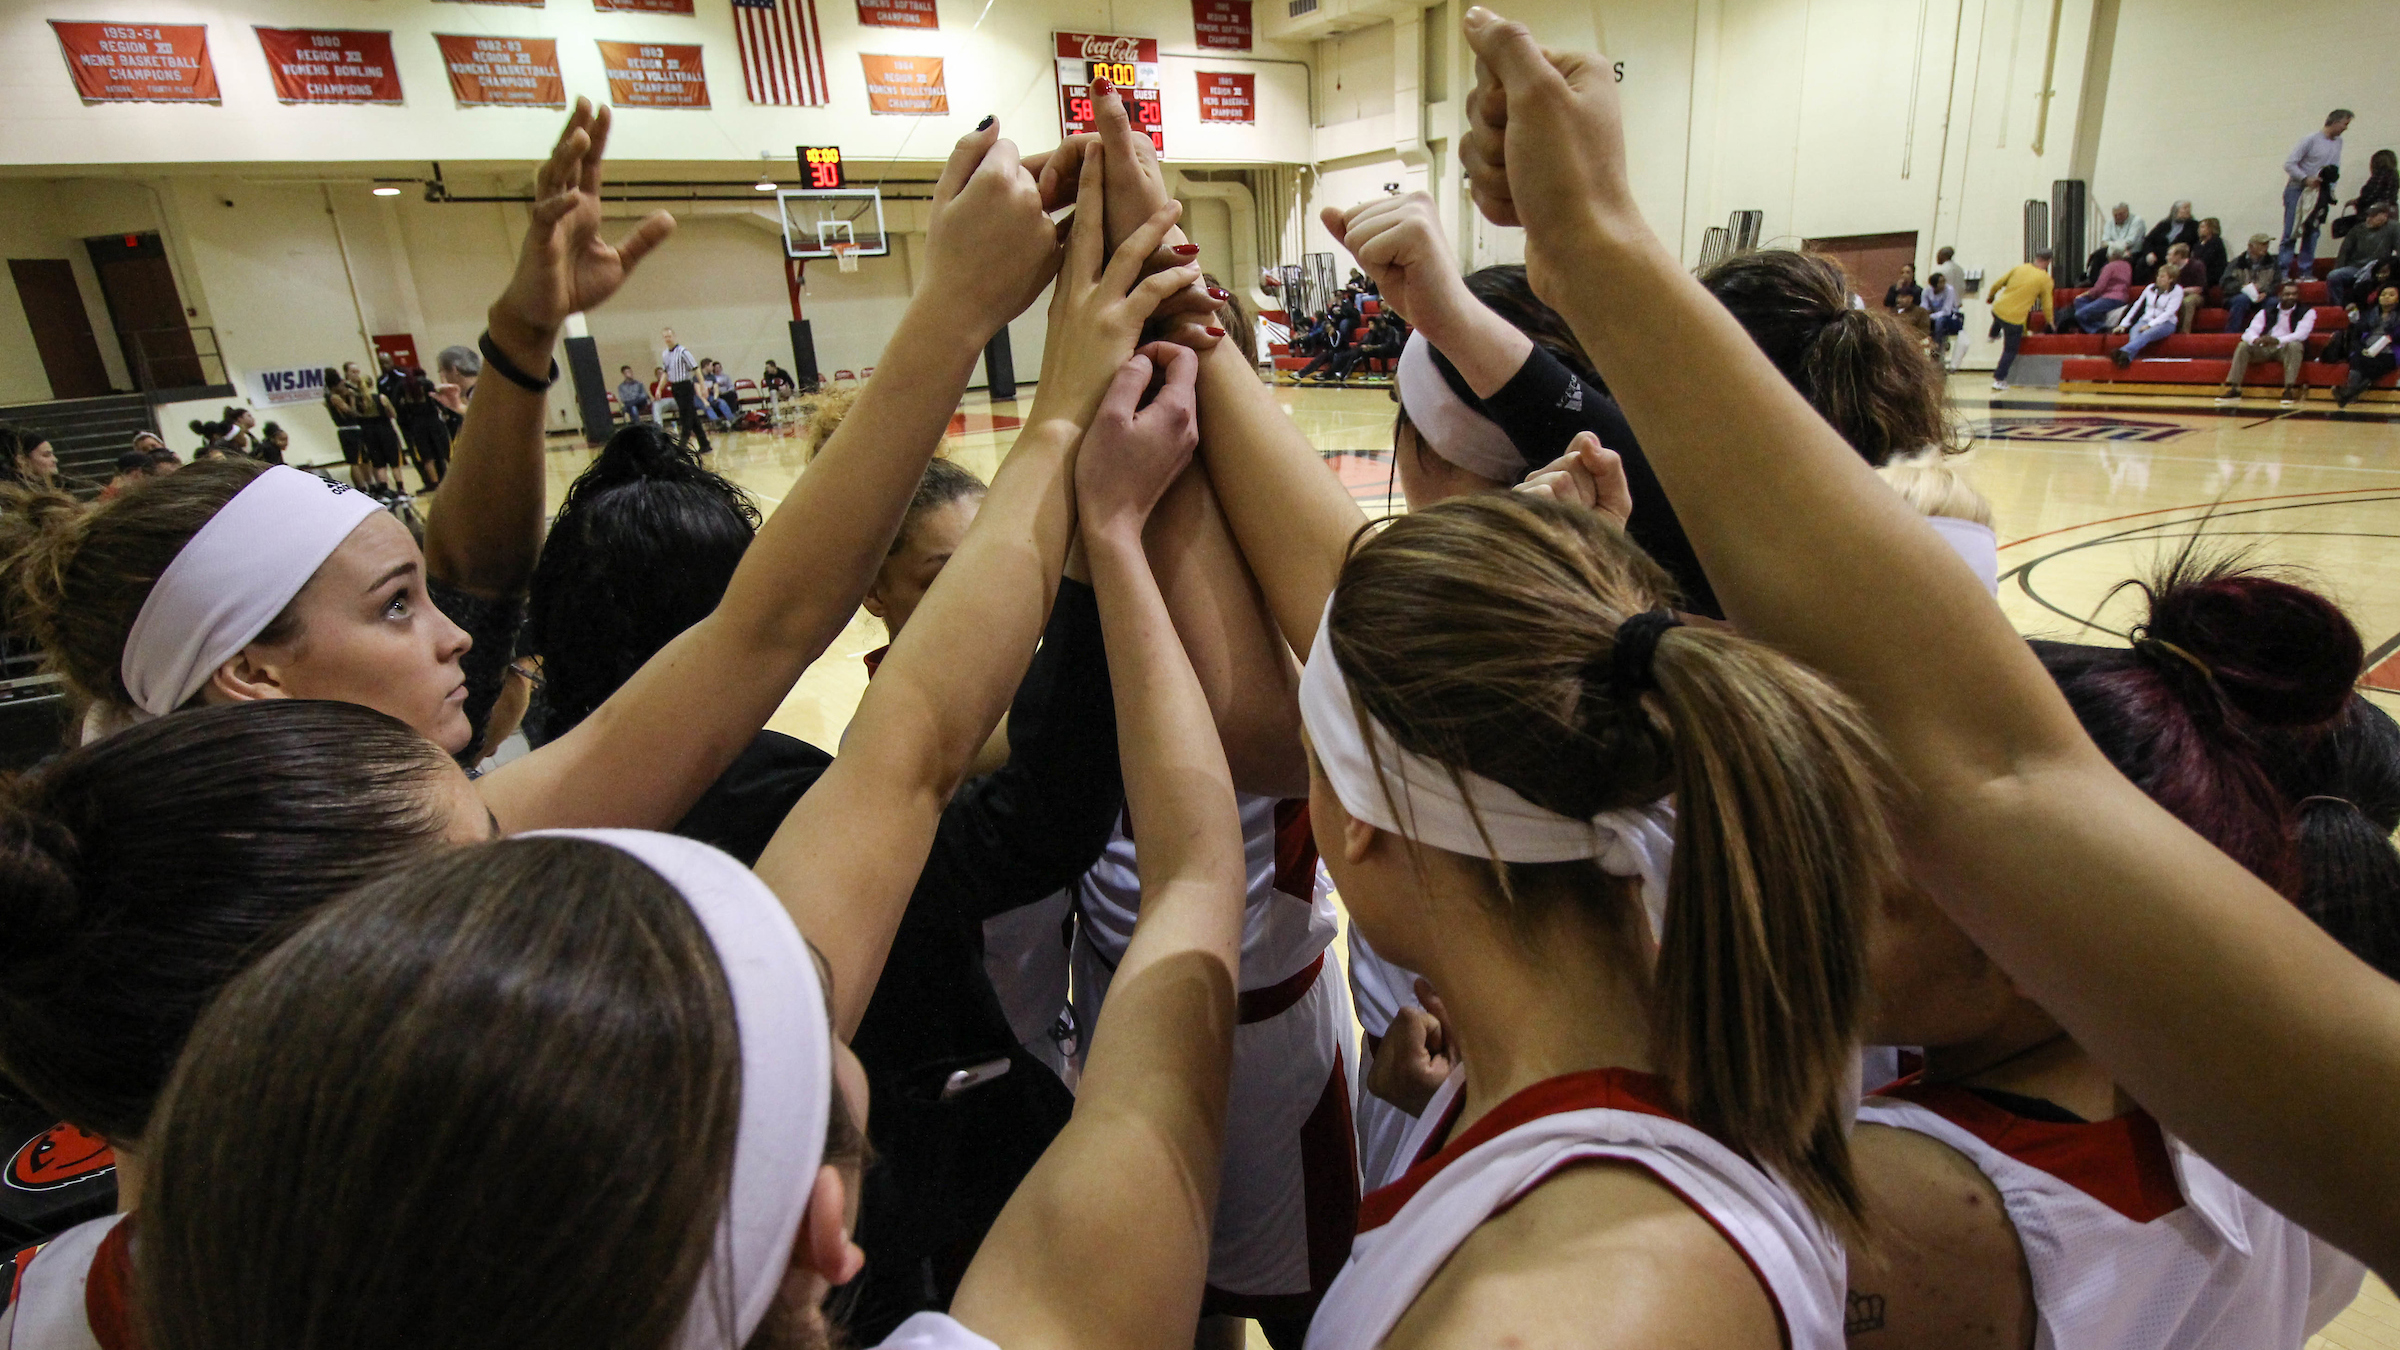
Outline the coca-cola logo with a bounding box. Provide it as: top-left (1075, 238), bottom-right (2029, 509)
top-left (1078, 35), bottom-right (1144, 61)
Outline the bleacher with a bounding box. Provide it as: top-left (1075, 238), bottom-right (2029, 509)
top-left (2020, 259), bottom-right (2396, 401)
top-left (1267, 296), bottom-right (1404, 384)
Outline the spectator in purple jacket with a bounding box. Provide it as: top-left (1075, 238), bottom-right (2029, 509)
top-left (2058, 245), bottom-right (2133, 333)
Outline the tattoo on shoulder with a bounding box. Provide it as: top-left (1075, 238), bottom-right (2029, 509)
top-left (1846, 1291), bottom-right (1887, 1335)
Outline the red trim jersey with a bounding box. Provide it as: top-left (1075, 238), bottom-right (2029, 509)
top-left (1860, 1078), bottom-right (2362, 1349)
top-left (0, 1213), bottom-right (129, 1350)
top-left (1308, 1066), bottom-right (1846, 1350)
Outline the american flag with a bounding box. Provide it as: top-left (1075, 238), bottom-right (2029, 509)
top-left (732, 0), bottom-right (829, 107)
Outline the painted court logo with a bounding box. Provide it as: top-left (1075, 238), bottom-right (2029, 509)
top-left (1970, 415), bottom-right (2190, 444)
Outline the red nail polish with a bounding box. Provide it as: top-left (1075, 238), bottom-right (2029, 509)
top-left (1172, 244), bottom-right (1200, 256)
top-left (1206, 326), bottom-right (1226, 337)
top-left (1208, 287), bottom-right (1231, 300)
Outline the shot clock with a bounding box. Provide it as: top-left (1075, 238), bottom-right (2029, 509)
top-left (797, 146), bottom-right (845, 190)
top-left (1054, 33), bottom-right (1164, 153)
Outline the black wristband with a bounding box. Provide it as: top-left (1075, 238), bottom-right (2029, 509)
top-left (478, 330), bottom-right (559, 393)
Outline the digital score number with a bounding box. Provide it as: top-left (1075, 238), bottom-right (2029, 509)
top-left (798, 145), bottom-right (844, 190)
top-left (1061, 86), bottom-right (1164, 152)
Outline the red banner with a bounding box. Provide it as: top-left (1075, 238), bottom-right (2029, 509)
top-left (254, 28), bottom-right (401, 105)
top-left (1054, 31), bottom-right (1159, 64)
top-left (595, 0), bottom-right (695, 12)
top-left (435, 0), bottom-right (542, 6)
top-left (596, 41), bottom-right (710, 108)
top-left (857, 0), bottom-right (937, 28)
top-left (1192, 0), bottom-right (1251, 51)
top-left (49, 21), bottom-right (218, 104)
top-left (436, 34), bottom-right (564, 108)
top-left (860, 53), bottom-right (947, 115)
top-left (1196, 70), bottom-right (1253, 123)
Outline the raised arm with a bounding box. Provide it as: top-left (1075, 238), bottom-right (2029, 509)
top-left (950, 341), bottom-right (1246, 1350)
top-left (479, 121), bottom-right (1062, 834)
top-left (1459, 5), bottom-right (2400, 1274)
top-left (762, 151), bottom-right (1201, 1036)
top-left (1322, 191), bottom-right (1531, 395)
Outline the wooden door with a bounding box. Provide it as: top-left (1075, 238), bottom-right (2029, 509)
top-left (85, 233), bottom-right (200, 390)
top-left (1803, 231), bottom-right (1921, 308)
top-left (7, 260), bottom-right (112, 399)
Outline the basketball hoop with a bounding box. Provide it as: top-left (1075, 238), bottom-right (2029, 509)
top-left (831, 242), bottom-right (859, 274)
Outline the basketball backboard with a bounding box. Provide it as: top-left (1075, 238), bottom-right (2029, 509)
top-left (778, 186), bottom-right (889, 260)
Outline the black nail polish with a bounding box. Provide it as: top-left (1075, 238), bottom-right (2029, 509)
top-left (976, 114), bottom-right (995, 131)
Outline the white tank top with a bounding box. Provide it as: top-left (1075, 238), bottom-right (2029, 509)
top-left (1858, 1082), bottom-right (2362, 1349)
top-left (1074, 793), bottom-right (1338, 991)
top-left (0, 1213), bottom-right (127, 1350)
top-left (1308, 1066), bottom-right (1847, 1350)
top-left (875, 1312), bottom-right (1001, 1349)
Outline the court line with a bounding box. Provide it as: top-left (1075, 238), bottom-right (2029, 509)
top-left (2005, 500), bottom-right (2400, 634)
top-left (1998, 486), bottom-right (2400, 551)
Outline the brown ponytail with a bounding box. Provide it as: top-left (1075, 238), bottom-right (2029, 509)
top-left (0, 458), bottom-right (272, 716)
top-left (1329, 493), bottom-right (1894, 1235)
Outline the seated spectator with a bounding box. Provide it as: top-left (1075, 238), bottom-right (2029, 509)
top-left (2222, 233), bottom-right (2284, 332)
top-left (1890, 288), bottom-right (1935, 348)
top-left (2197, 216), bottom-right (2228, 288)
top-left (2336, 282), bottom-right (2400, 407)
top-left (2343, 148), bottom-right (2398, 220)
top-left (1883, 263), bottom-right (1923, 311)
top-left (2166, 242), bottom-right (2208, 330)
top-left (1922, 270), bottom-right (1963, 361)
top-left (2109, 264), bottom-right (2185, 367)
top-left (700, 360), bottom-right (738, 423)
top-left (257, 421), bottom-right (289, 465)
top-left (615, 365), bottom-right (656, 424)
top-left (2089, 200), bottom-right (2145, 279)
top-left (2215, 280), bottom-right (2317, 405)
top-left (2328, 201), bottom-right (2397, 308)
top-left (96, 449), bottom-right (155, 501)
top-left (2058, 245), bottom-right (2133, 332)
top-left (2346, 259), bottom-right (2400, 324)
top-left (761, 360), bottom-right (796, 396)
top-left (2142, 200), bottom-right (2200, 271)
top-left (1295, 311), bottom-right (1365, 382)
top-left (128, 430), bottom-right (166, 456)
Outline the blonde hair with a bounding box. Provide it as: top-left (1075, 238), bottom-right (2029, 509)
top-left (797, 383), bottom-right (863, 463)
top-left (1878, 460), bottom-right (1993, 528)
top-left (1328, 494), bottom-right (1896, 1236)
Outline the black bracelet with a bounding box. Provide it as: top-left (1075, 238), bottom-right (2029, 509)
top-left (478, 330), bottom-right (559, 393)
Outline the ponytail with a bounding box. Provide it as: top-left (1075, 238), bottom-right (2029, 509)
top-left (1642, 624), bottom-right (1889, 1237)
top-left (1329, 493), bottom-right (1891, 1237)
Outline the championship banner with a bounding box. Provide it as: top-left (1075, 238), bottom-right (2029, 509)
top-left (860, 53), bottom-right (946, 115)
top-left (857, 0), bottom-right (937, 28)
top-left (595, 40), bottom-right (710, 108)
top-left (433, 0), bottom-right (544, 6)
top-left (437, 34), bottom-right (564, 108)
top-left (252, 365), bottom-right (332, 406)
top-left (595, 0), bottom-right (696, 12)
top-left (1056, 33), bottom-right (1161, 152)
top-left (1192, 0), bottom-right (1251, 52)
top-left (254, 28), bottom-right (401, 105)
top-left (1196, 70), bottom-right (1253, 123)
top-left (49, 21), bottom-right (218, 104)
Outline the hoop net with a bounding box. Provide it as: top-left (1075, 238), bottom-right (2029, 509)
top-left (831, 242), bottom-right (859, 274)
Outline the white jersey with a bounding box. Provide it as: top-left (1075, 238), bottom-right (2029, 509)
top-left (1074, 793), bottom-right (1338, 991)
top-left (1309, 1066), bottom-right (1847, 1350)
top-left (1346, 927), bottom-right (1428, 1194)
top-left (0, 1214), bottom-right (126, 1350)
top-left (1859, 1082), bottom-right (2362, 1349)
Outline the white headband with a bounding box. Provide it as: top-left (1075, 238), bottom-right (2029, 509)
top-left (1923, 515), bottom-right (2000, 596)
top-left (119, 466), bottom-right (383, 719)
top-left (1396, 332), bottom-right (1525, 483)
top-left (1298, 600), bottom-right (1676, 936)
top-left (530, 829), bottom-right (833, 1350)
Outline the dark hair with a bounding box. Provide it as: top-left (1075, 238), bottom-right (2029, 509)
top-left (148, 449), bottom-right (179, 468)
top-left (523, 424), bottom-right (760, 744)
top-left (0, 426), bottom-right (50, 485)
top-left (1699, 250), bottom-right (1958, 464)
top-left (895, 457), bottom-right (988, 556)
top-left (1464, 264), bottom-right (1599, 385)
top-left (0, 701), bottom-right (454, 1142)
top-left (139, 837), bottom-right (743, 1350)
top-left (1328, 493), bottom-right (1894, 1235)
top-left (0, 458), bottom-right (275, 717)
top-left (2034, 553), bottom-right (2365, 906)
top-left (261, 420), bottom-right (287, 441)
top-left (114, 449), bottom-right (152, 474)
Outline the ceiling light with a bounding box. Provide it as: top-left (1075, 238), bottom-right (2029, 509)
top-left (372, 185), bottom-right (401, 196)
top-left (754, 174), bottom-right (778, 192)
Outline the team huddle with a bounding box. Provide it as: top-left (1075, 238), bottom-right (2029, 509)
top-left (1, 9), bottom-right (2397, 1350)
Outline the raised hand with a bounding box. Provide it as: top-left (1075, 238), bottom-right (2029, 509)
top-left (1320, 191), bottom-right (1475, 334)
top-left (920, 118), bottom-right (1068, 347)
top-left (1076, 343), bottom-right (1201, 544)
top-left (1514, 431), bottom-right (1632, 525)
top-left (1035, 81), bottom-right (1226, 350)
top-left (489, 99), bottom-right (676, 365)
top-left (1029, 147), bottom-right (1204, 431)
top-left (1458, 6), bottom-right (1643, 296)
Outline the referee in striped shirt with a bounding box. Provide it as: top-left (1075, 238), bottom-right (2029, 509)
top-left (660, 327), bottom-right (712, 453)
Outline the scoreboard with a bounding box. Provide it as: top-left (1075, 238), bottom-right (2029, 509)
top-left (1055, 33), bottom-right (1163, 153)
top-left (797, 145), bottom-right (845, 190)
